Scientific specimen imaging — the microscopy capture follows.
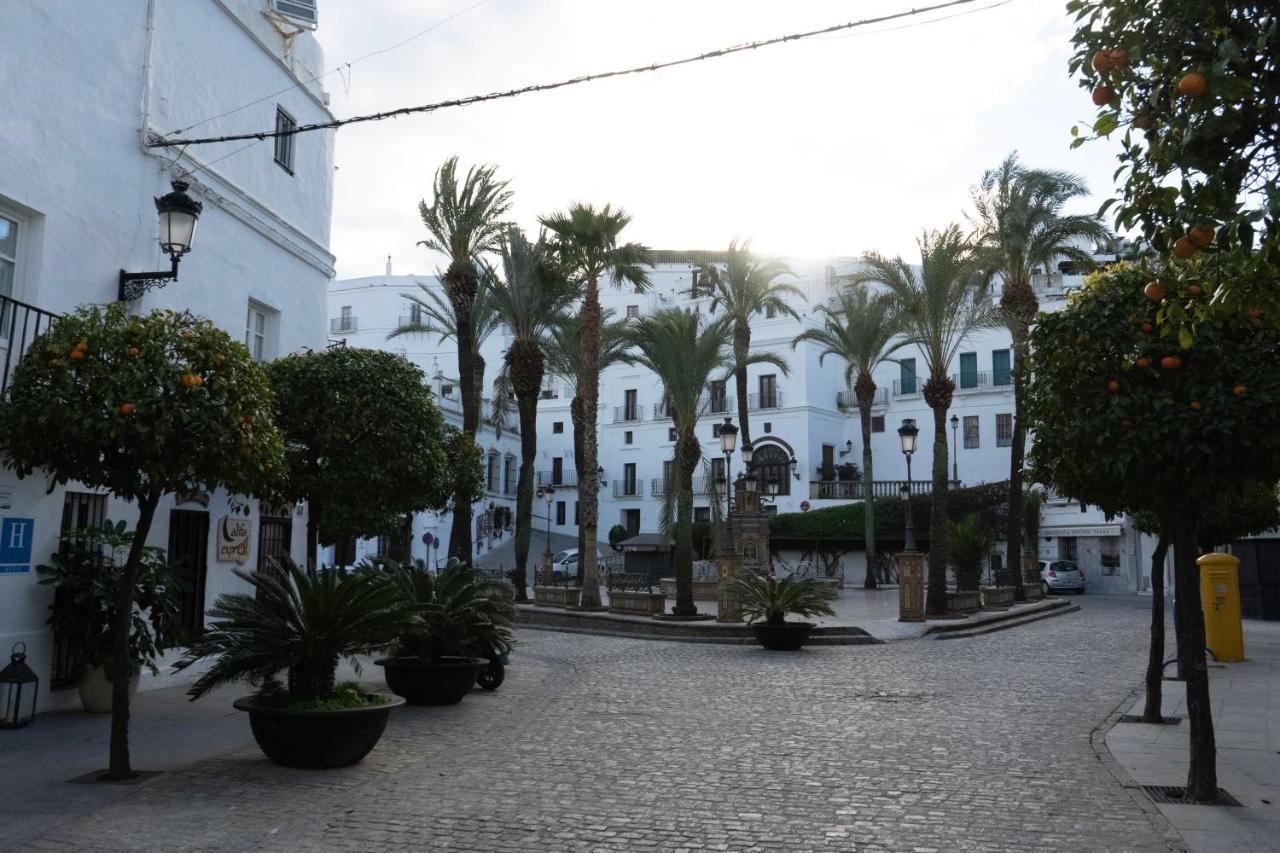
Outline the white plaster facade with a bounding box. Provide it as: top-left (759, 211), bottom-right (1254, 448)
top-left (1, 0), bottom-right (335, 709)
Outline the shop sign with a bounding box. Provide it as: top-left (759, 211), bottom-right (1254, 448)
top-left (0, 517), bottom-right (34, 574)
top-left (217, 516), bottom-right (252, 564)
top-left (1041, 525), bottom-right (1122, 538)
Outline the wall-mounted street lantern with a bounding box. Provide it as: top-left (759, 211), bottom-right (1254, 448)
top-left (119, 180), bottom-right (203, 302)
top-left (0, 642), bottom-right (38, 730)
top-left (789, 454), bottom-right (799, 481)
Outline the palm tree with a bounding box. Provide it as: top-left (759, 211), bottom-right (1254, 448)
top-left (416, 157), bottom-right (512, 561)
top-left (969, 152), bottom-right (1110, 599)
top-left (852, 226), bottom-right (999, 616)
top-left (540, 204), bottom-right (653, 608)
top-left (700, 239), bottom-right (804, 447)
top-left (543, 311), bottom-right (632, 576)
top-left (791, 284), bottom-right (905, 589)
top-left (485, 229), bottom-right (575, 601)
top-left (622, 309), bottom-right (786, 616)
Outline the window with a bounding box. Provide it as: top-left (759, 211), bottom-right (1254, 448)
top-left (708, 380), bottom-right (727, 413)
top-left (487, 453), bottom-right (500, 491)
top-left (668, 428), bottom-right (677, 442)
top-left (274, 107), bottom-right (296, 173)
top-left (662, 460), bottom-right (674, 488)
top-left (623, 463), bottom-right (637, 495)
top-left (871, 415), bottom-right (885, 433)
top-left (899, 358), bottom-right (917, 395)
top-left (711, 457), bottom-right (726, 482)
top-left (712, 421), bottom-right (723, 439)
top-left (626, 305), bottom-right (640, 319)
top-left (270, 0), bottom-right (318, 28)
top-left (992, 349), bottom-right (1012, 386)
top-left (959, 352), bottom-right (978, 389)
top-left (623, 508), bottom-right (641, 537)
top-left (763, 422), bottom-right (772, 433)
top-left (1100, 537), bottom-right (1120, 574)
top-left (503, 456), bottom-right (516, 495)
top-left (694, 507), bottom-right (710, 523)
top-left (333, 537), bottom-right (357, 567)
top-left (168, 510), bottom-right (210, 637)
top-left (574, 502), bottom-right (579, 525)
top-left (963, 415), bottom-right (979, 449)
top-left (0, 213), bottom-right (18, 303)
top-left (245, 302), bottom-right (275, 362)
top-left (624, 389), bottom-right (638, 421)
top-left (551, 456), bottom-right (564, 485)
top-left (758, 375), bottom-right (777, 408)
top-left (624, 431), bottom-right (633, 445)
top-left (556, 501), bottom-right (566, 526)
top-left (553, 421), bottom-right (564, 434)
top-left (752, 443), bottom-right (791, 496)
top-left (821, 444), bottom-right (835, 476)
top-left (996, 413), bottom-right (1013, 447)
top-left (765, 304), bottom-right (777, 319)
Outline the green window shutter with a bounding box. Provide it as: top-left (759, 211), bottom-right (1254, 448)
top-left (993, 349), bottom-right (1011, 386)
top-left (900, 359), bottom-right (916, 394)
top-left (959, 353), bottom-right (978, 389)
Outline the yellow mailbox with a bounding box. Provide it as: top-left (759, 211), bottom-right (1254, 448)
top-left (1197, 552), bottom-right (1245, 662)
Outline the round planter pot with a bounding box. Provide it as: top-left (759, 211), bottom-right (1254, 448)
top-left (232, 694), bottom-right (404, 769)
top-left (751, 622), bottom-right (815, 651)
top-left (77, 665), bottom-right (141, 713)
top-left (375, 656), bottom-right (481, 705)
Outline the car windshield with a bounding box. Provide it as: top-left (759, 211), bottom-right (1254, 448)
top-left (1050, 561), bottom-right (1078, 573)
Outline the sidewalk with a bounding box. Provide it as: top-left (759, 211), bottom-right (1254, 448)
top-left (1105, 618), bottom-right (1280, 853)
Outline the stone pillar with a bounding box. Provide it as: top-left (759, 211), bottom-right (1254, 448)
top-left (898, 550), bottom-right (925, 622)
top-left (717, 552), bottom-right (743, 623)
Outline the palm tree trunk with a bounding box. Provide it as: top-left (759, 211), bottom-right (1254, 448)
top-left (1172, 509), bottom-right (1217, 801)
top-left (673, 429), bottom-right (699, 617)
top-left (734, 321), bottom-right (751, 447)
top-left (513, 392), bottom-right (538, 602)
top-left (106, 490), bottom-right (160, 781)
top-left (856, 374), bottom-right (878, 589)
top-left (1005, 337), bottom-right (1028, 598)
top-left (1143, 526), bottom-right (1171, 722)
top-left (446, 262), bottom-right (480, 562)
top-left (305, 498), bottom-right (320, 569)
top-left (577, 277), bottom-right (603, 608)
top-left (924, 379), bottom-right (953, 617)
top-left (572, 394), bottom-right (586, 578)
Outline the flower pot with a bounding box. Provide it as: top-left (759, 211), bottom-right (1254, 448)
top-left (980, 586), bottom-right (1015, 610)
top-left (375, 656), bottom-right (481, 705)
top-left (233, 694), bottom-right (403, 769)
top-left (946, 590), bottom-right (983, 614)
top-left (77, 664), bottom-right (140, 713)
top-left (751, 622), bottom-right (815, 651)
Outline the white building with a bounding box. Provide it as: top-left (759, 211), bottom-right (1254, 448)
top-left (327, 265), bottom-right (524, 568)
top-left (1, 0), bottom-right (334, 708)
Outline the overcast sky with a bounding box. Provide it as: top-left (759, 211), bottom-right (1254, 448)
top-left (316, 0), bottom-right (1122, 280)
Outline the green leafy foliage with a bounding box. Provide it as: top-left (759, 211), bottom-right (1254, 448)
top-left (1131, 481), bottom-right (1280, 546)
top-left (949, 514), bottom-right (995, 592)
top-left (1025, 262), bottom-right (1280, 517)
top-left (176, 559), bottom-right (412, 702)
top-left (608, 524), bottom-right (629, 551)
top-left (729, 573), bottom-right (837, 627)
top-left (771, 482), bottom-right (1010, 543)
top-left (0, 304), bottom-right (283, 501)
top-left (36, 522), bottom-right (186, 677)
top-left (257, 681), bottom-right (393, 711)
top-left (267, 347), bottom-right (458, 544)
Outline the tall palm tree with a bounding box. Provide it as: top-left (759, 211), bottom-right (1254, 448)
top-left (543, 311), bottom-right (632, 576)
top-left (700, 239), bottom-right (804, 447)
top-left (540, 204), bottom-right (652, 608)
top-left (791, 284), bottom-right (905, 589)
top-left (969, 152), bottom-right (1110, 599)
top-left (852, 226), bottom-right (999, 616)
top-left (417, 156), bottom-right (512, 561)
top-left (622, 309), bottom-right (786, 616)
top-left (486, 229), bottom-right (575, 601)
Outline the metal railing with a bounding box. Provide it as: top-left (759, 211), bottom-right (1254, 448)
top-left (891, 378), bottom-right (920, 397)
top-left (808, 479), bottom-right (961, 499)
top-left (396, 313), bottom-right (426, 330)
top-left (835, 387), bottom-right (888, 409)
top-left (1, 295), bottom-right (61, 398)
top-left (653, 395), bottom-right (736, 420)
top-left (330, 316), bottom-right (358, 333)
top-left (747, 390), bottom-right (782, 410)
top-left (650, 476), bottom-right (721, 497)
top-left (613, 478), bottom-right (645, 498)
top-left (536, 470), bottom-right (578, 487)
top-left (613, 404), bottom-right (645, 423)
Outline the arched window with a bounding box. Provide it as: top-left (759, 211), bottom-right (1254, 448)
top-left (752, 443), bottom-right (791, 497)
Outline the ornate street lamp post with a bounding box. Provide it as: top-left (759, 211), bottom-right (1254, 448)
top-left (538, 486), bottom-right (555, 584)
top-left (896, 418), bottom-right (924, 622)
top-left (950, 413), bottom-right (959, 484)
top-left (119, 180), bottom-right (204, 301)
top-left (719, 417), bottom-right (737, 511)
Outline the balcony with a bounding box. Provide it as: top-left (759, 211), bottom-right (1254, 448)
top-left (1, 295), bottom-right (61, 399)
top-left (651, 476), bottom-right (722, 497)
top-left (653, 395), bottom-right (735, 420)
top-left (330, 316), bottom-right (358, 333)
top-left (396, 313), bottom-right (427, 330)
top-left (613, 478), bottom-right (645, 499)
top-left (835, 387), bottom-right (888, 409)
top-left (891, 379), bottom-right (920, 397)
top-left (808, 479), bottom-right (961, 500)
top-left (536, 470), bottom-right (578, 488)
top-left (747, 390), bottom-right (783, 411)
top-left (613, 404), bottom-right (645, 423)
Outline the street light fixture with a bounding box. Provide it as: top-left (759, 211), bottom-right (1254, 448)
top-left (119, 179), bottom-right (204, 301)
top-left (898, 418), bottom-right (919, 551)
top-left (719, 418), bottom-right (738, 511)
top-left (950, 413), bottom-right (959, 484)
top-left (789, 454), bottom-right (799, 480)
top-left (740, 441), bottom-right (753, 470)
top-left (597, 466), bottom-right (606, 491)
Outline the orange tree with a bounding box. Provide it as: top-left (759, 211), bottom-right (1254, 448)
top-left (266, 348), bottom-right (464, 566)
top-left (1025, 261), bottom-right (1280, 801)
top-left (0, 304), bottom-right (283, 780)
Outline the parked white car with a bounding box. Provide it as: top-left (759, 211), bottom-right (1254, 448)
top-left (1039, 559), bottom-right (1086, 594)
top-left (550, 548), bottom-right (605, 582)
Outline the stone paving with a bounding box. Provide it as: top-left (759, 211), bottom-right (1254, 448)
top-left (10, 596), bottom-right (1181, 852)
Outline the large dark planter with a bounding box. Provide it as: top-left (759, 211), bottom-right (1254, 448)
top-left (232, 694), bottom-right (403, 769)
top-left (376, 656), bottom-right (481, 705)
top-left (751, 621), bottom-right (815, 651)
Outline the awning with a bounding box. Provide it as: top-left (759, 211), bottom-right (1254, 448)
top-left (1041, 524), bottom-right (1123, 538)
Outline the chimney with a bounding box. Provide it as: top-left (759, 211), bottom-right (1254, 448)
top-left (386, 255), bottom-right (392, 277)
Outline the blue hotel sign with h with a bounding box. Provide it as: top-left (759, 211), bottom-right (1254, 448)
top-left (0, 518), bottom-right (35, 574)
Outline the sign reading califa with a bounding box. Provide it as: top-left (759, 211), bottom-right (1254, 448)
top-left (217, 516), bottom-right (252, 564)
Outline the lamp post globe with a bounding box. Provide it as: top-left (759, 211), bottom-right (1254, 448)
top-left (740, 441), bottom-right (753, 469)
top-left (718, 418), bottom-right (737, 455)
top-left (898, 419), bottom-right (919, 552)
top-left (156, 180), bottom-right (203, 258)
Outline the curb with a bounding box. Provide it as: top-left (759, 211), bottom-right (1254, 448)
top-left (516, 607), bottom-right (880, 646)
top-left (929, 600), bottom-right (1079, 640)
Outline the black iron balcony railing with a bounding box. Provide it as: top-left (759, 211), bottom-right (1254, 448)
top-left (653, 395), bottom-right (736, 420)
top-left (536, 470), bottom-right (578, 487)
top-left (835, 387), bottom-right (888, 409)
top-left (614, 404), bottom-right (645, 423)
top-left (891, 378), bottom-right (919, 397)
top-left (808, 479), bottom-right (961, 499)
top-left (652, 476), bottom-right (721, 496)
top-left (613, 478), bottom-right (644, 498)
top-left (330, 316), bottom-right (358, 333)
top-left (747, 390), bottom-right (782, 410)
top-left (1, 295), bottom-right (62, 399)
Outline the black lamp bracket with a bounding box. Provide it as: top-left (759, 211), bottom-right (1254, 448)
top-left (119, 255), bottom-right (180, 302)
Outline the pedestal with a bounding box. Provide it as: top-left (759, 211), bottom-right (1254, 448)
top-left (717, 553), bottom-right (743, 623)
top-left (898, 550), bottom-right (925, 622)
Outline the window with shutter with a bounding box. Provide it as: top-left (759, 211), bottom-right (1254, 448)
top-left (270, 0), bottom-right (318, 28)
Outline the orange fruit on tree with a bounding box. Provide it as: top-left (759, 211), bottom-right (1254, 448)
top-left (181, 373), bottom-right (196, 388)
top-left (1178, 71), bottom-right (1208, 97)
top-left (1141, 322), bottom-right (1153, 334)
top-left (191, 374), bottom-right (204, 387)
top-left (1173, 237), bottom-right (1197, 259)
top-left (1121, 419), bottom-right (1134, 430)
top-left (1233, 384), bottom-right (1247, 395)
top-left (1189, 400), bottom-right (1202, 411)
top-left (1106, 49), bottom-right (1129, 70)
top-left (1187, 283), bottom-right (1202, 297)
top-left (1161, 355), bottom-right (1182, 370)
top-left (1135, 356), bottom-right (1151, 368)
top-left (69, 350), bottom-right (85, 362)
top-left (181, 330), bottom-right (194, 341)
top-left (1144, 281), bottom-right (1165, 301)
top-left (1248, 308), bottom-right (1263, 320)
top-left (127, 346), bottom-right (140, 358)
top-left (1091, 50), bottom-right (1112, 73)
top-left (1092, 85), bottom-right (1116, 106)
top-left (1107, 379), bottom-right (1121, 394)
top-left (49, 358), bottom-right (61, 367)
top-left (1189, 226), bottom-right (1215, 247)
top-left (119, 403), bottom-right (135, 416)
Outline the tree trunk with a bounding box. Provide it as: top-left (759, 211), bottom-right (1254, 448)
top-left (734, 321), bottom-right (752, 448)
top-left (513, 392), bottom-right (538, 601)
top-left (856, 373), bottom-right (877, 589)
top-left (571, 394), bottom-right (586, 582)
top-left (672, 428), bottom-right (701, 617)
top-left (1171, 509), bottom-right (1217, 802)
top-left (1143, 527), bottom-right (1171, 723)
top-left (287, 653), bottom-right (337, 702)
top-left (305, 498), bottom-right (320, 570)
top-left (1001, 281), bottom-right (1035, 601)
top-left (106, 491), bottom-right (161, 781)
top-left (577, 277), bottom-right (603, 608)
top-left (924, 379), bottom-right (953, 617)
top-left (445, 261), bottom-right (480, 562)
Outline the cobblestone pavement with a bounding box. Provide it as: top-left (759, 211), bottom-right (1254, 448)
top-left (15, 596), bottom-right (1180, 852)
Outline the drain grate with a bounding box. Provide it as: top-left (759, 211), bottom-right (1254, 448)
top-left (1118, 714), bottom-right (1182, 725)
top-left (1141, 785), bottom-right (1242, 807)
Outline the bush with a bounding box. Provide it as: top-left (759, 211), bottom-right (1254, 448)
top-left (771, 481), bottom-right (1009, 543)
top-left (730, 574), bottom-right (836, 626)
top-left (608, 524), bottom-right (629, 551)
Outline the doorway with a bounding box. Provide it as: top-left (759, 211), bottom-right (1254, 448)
top-left (168, 510), bottom-right (210, 636)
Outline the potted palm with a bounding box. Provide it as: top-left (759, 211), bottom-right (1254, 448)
top-left (373, 559), bottom-right (515, 705)
top-left (949, 514), bottom-right (991, 614)
top-left (37, 522), bottom-right (185, 713)
top-left (175, 560), bottom-right (410, 769)
top-left (730, 573), bottom-right (836, 650)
